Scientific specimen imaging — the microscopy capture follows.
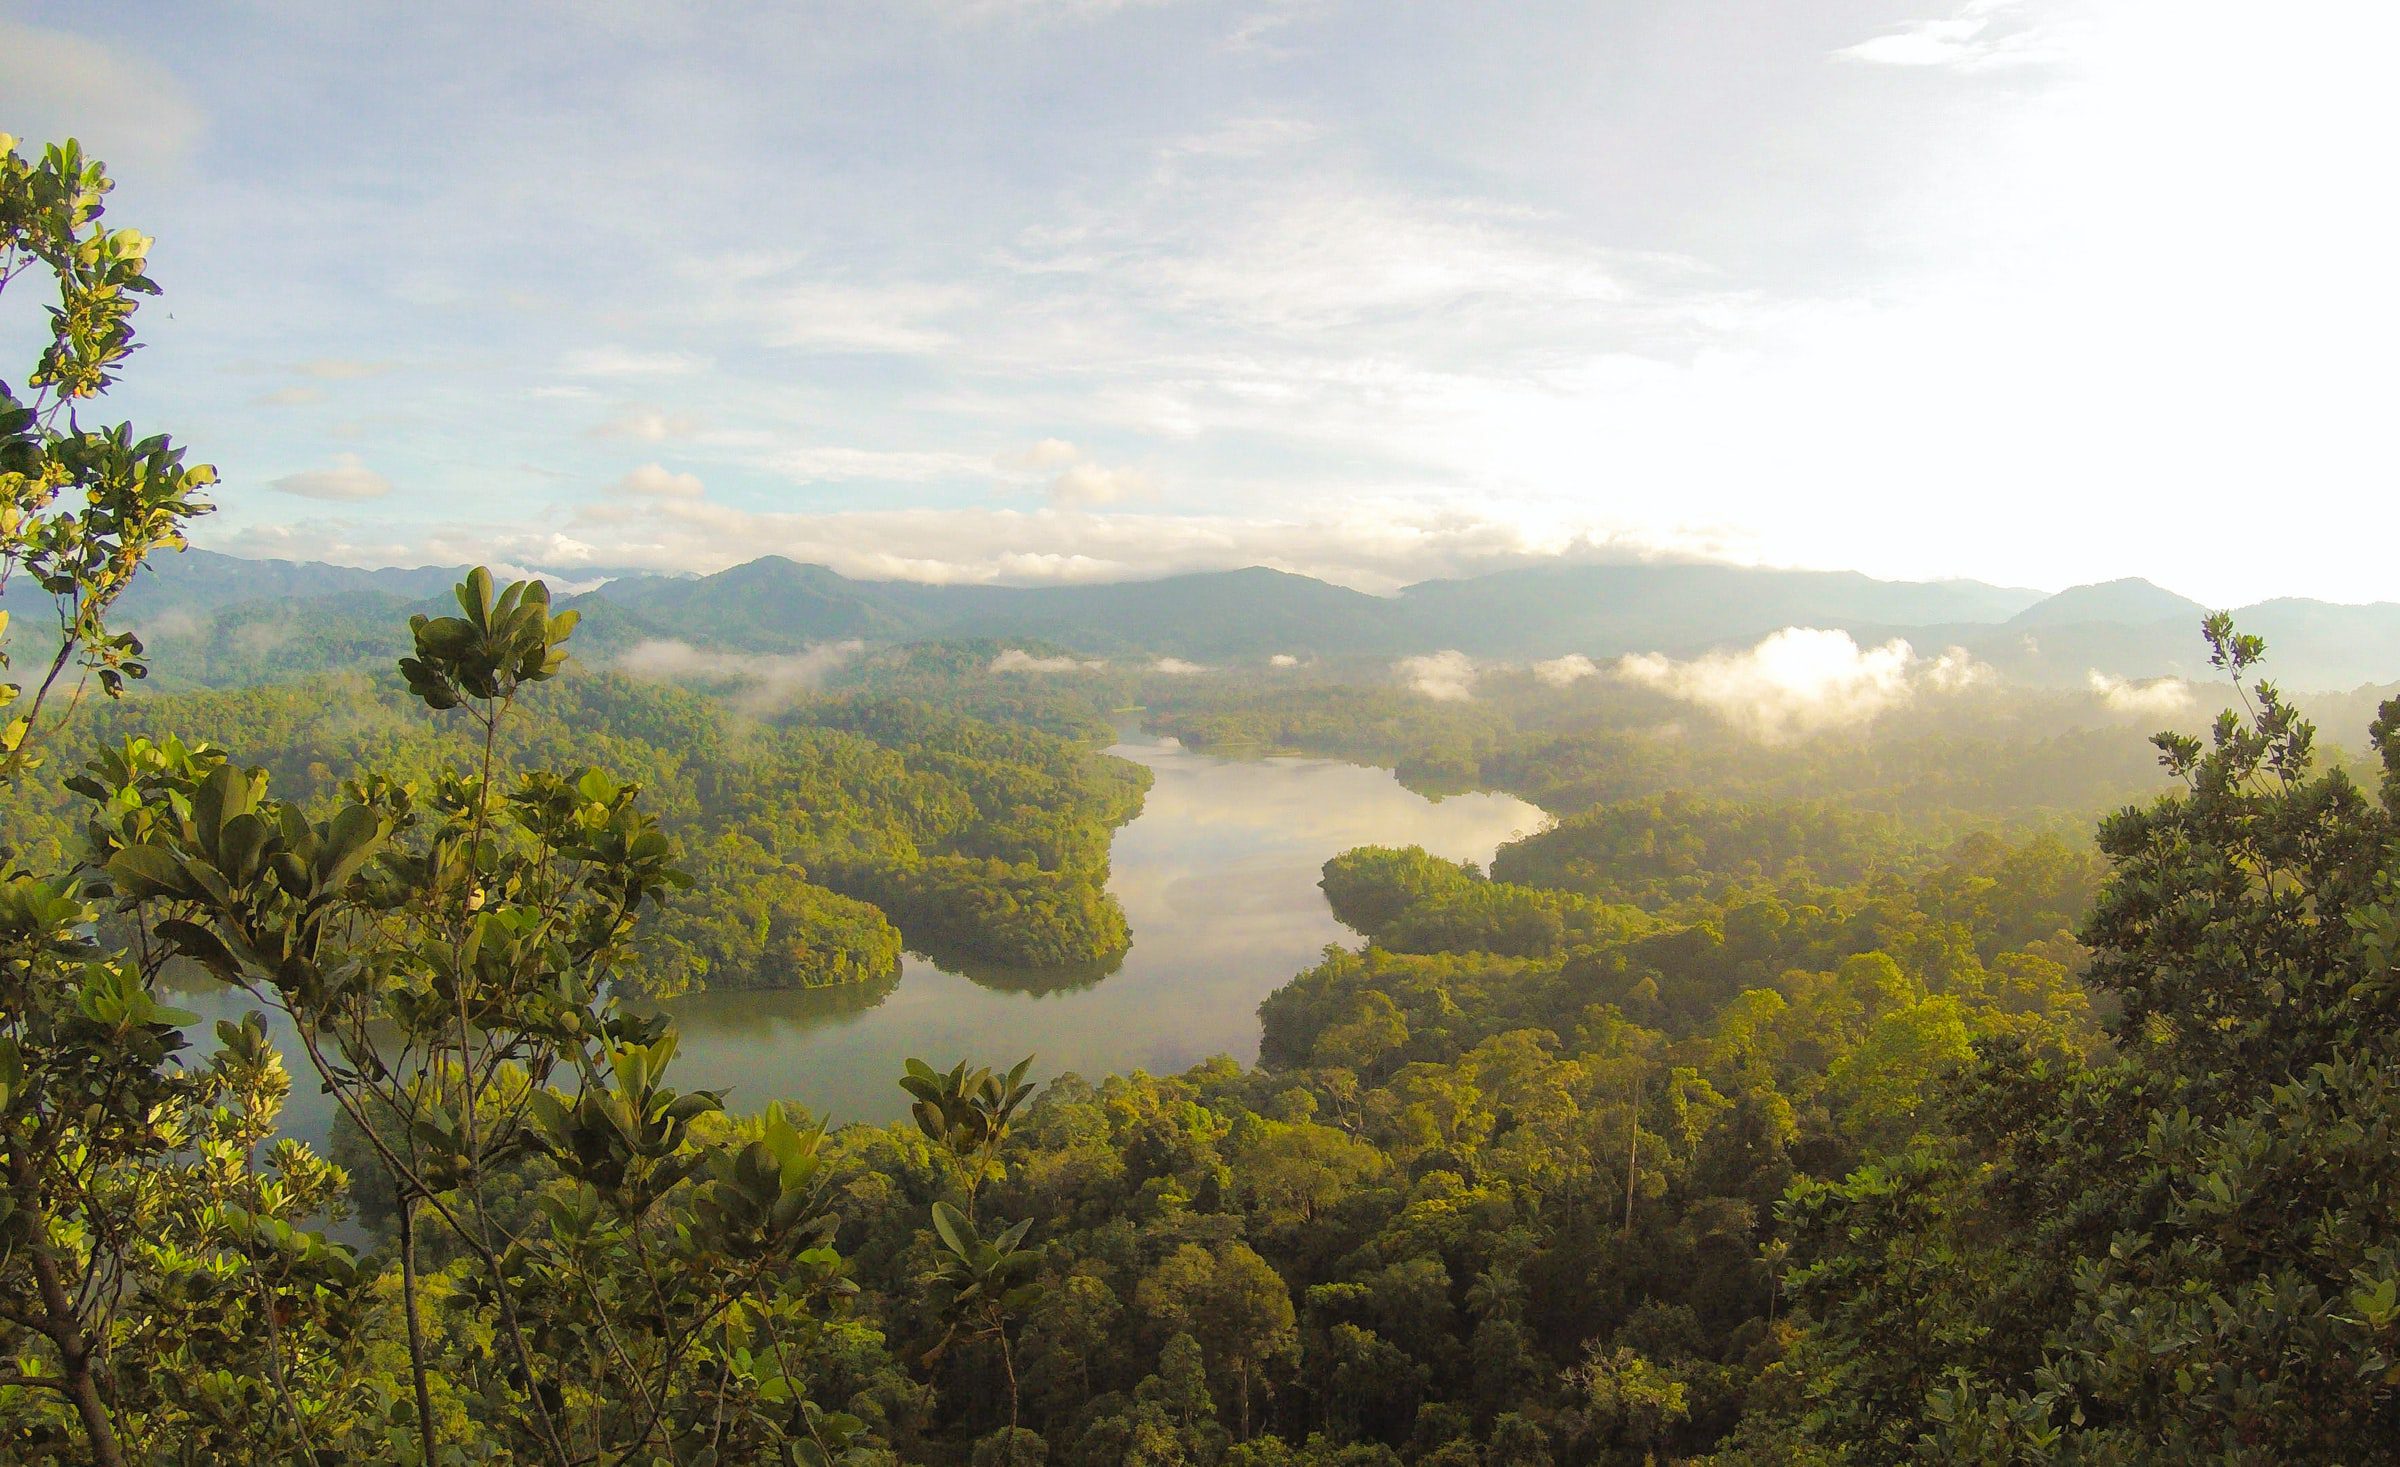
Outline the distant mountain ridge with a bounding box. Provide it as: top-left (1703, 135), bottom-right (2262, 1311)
top-left (1392, 562), bottom-right (2046, 656)
top-left (583, 559), bottom-right (1402, 658)
top-left (22, 548), bottom-right (2399, 691)
top-left (570, 556), bottom-right (2054, 662)
top-left (2005, 578), bottom-right (2211, 629)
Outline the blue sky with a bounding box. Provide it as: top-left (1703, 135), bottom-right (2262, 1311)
top-left (4, 0), bottom-right (2395, 602)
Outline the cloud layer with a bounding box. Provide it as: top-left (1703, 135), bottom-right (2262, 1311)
top-left (2086, 669), bottom-right (2193, 716)
top-left (268, 454), bottom-right (393, 502)
top-left (615, 638), bottom-right (864, 713)
top-left (1617, 628), bottom-right (1987, 740)
top-left (1532, 653), bottom-right (1599, 687)
top-left (24, 4), bottom-right (2399, 606)
top-left (223, 495), bottom-right (1724, 595)
top-left (1395, 650), bottom-right (1478, 702)
top-left (991, 648), bottom-right (1108, 673)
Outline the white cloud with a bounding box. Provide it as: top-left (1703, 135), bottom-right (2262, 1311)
top-left (1833, 1), bottom-right (2066, 72)
top-left (1158, 115), bottom-right (1322, 159)
top-left (63, 1), bottom-right (2400, 611)
top-left (1268, 653), bottom-right (1299, 668)
top-left (0, 22), bottom-right (204, 172)
top-left (608, 464), bottom-right (707, 499)
top-left (1038, 164), bottom-right (1639, 340)
top-left (1531, 653), bottom-right (1598, 687)
top-left (1050, 461), bottom-right (1150, 508)
top-left (763, 446), bottom-right (992, 484)
top-left (2087, 669), bottom-right (2193, 716)
top-left (995, 439), bottom-right (1153, 507)
top-left (996, 439), bottom-right (1084, 471)
top-left (587, 405), bottom-right (700, 441)
top-left (950, 0), bottom-right (1190, 24)
top-left (1396, 650), bottom-right (1478, 702)
top-left (256, 386), bottom-right (322, 407)
top-left (1617, 628), bottom-right (1989, 740)
top-left (137, 607), bottom-right (207, 642)
top-left (765, 281), bottom-right (970, 354)
top-left (268, 453), bottom-right (393, 502)
top-left (615, 637), bottom-right (863, 714)
top-left (991, 648), bottom-right (1108, 673)
top-left (1150, 656), bottom-right (1207, 675)
top-left (295, 358), bottom-right (395, 381)
top-left (487, 562), bottom-right (612, 596)
top-left (205, 500), bottom-right (1720, 595)
top-left (232, 621), bottom-right (293, 658)
top-left (1926, 646), bottom-right (1991, 691)
top-left (564, 347), bottom-right (709, 377)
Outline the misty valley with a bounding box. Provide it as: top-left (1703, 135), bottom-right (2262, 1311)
top-left (11, 523), bottom-right (2400, 1465)
top-left (154, 726), bottom-right (1544, 1141)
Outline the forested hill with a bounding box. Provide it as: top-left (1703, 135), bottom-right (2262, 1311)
top-left (0, 670), bottom-right (1152, 991)
top-left (31, 547), bottom-right (2400, 689)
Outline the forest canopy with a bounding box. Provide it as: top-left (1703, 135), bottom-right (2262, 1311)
top-left (0, 671), bottom-right (1149, 993)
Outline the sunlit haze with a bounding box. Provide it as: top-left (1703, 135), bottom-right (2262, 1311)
top-left (4, 0), bottom-right (2393, 602)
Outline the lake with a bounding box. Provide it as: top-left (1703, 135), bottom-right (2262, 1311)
top-left (170, 729), bottom-right (1546, 1139)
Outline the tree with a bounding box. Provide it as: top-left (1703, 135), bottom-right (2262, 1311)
top-left (1315, 992), bottom-right (1409, 1077)
top-left (101, 572), bottom-right (866, 1464)
top-left (1019, 1266), bottom-right (1125, 1423)
top-left (0, 135), bottom-right (214, 781)
top-left (1235, 1119), bottom-right (1388, 1239)
top-left (926, 1201), bottom-right (1047, 1456)
top-left (1565, 1344), bottom-right (1690, 1457)
top-left (1139, 1242), bottom-right (1298, 1439)
top-left (974, 1426), bottom-right (1050, 1467)
top-left (1486, 1412), bottom-right (1555, 1467)
top-left (1765, 622), bottom-right (2400, 1461)
top-left (1823, 996), bottom-right (1971, 1149)
top-left (0, 135), bottom-right (331, 1467)
top-left (903, 1055), bottom-right (1038, 1215)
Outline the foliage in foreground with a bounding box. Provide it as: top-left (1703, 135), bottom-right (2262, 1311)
top-left (1735, 619), bottom-right (2400, 1461)
top-left (0, 669), bottom-right (1151, 993)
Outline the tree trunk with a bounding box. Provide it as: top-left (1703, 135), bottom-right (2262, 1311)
top-left (1000, 1325), bottom-right (1021, 1440)
top-left (398, 1195), bottom-right (441, 1467)
top-left (25, 1227), bottom-right (126, 1467)
top-left (1622, 1075), bottom-right (1641, 1249)
top-left (10, 1151), bottom-right (128, 1467)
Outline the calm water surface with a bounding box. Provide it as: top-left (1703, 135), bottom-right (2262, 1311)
top-left (171, 731), bottom-right (1545, 1138)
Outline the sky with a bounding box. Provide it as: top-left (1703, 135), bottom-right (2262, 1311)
top-left (2, 0), bottom-right (2395, 603)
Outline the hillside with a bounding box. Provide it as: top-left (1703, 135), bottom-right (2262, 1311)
top-left (574, 556), bottom-right (933, 647)
top-left (2004, 576), bottom-right (2211, 629)
top-left (42, 547), bottom-right (2399, 691)
top-left (1392, 562), bottom-right (2046, 655)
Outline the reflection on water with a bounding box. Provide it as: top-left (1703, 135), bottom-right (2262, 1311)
top-left (166, 730), bottom-right (1547, 1140)
top-left (660, 729), bottom-right (1545, 1125)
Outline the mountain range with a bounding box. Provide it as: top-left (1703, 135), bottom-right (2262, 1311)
top-left (14, 550), bottom-right (2398, 691)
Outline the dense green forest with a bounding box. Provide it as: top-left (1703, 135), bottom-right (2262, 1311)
top-left (1142, 677), bottom-right (2200, 827)
top-left (9, 136), bottom-right (2400, 1466)
top-left (0, 670), bottom-right (1148, 991)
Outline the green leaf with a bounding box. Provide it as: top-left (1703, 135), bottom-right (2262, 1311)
top-left (108, 843), bottom-right (204, 902)
top-left (930, 1200), bottom-right (971, 1259)
top-left (314, 801), bottom-right (384, 891)
top-left (156, 917), bottom-right (242, 979)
